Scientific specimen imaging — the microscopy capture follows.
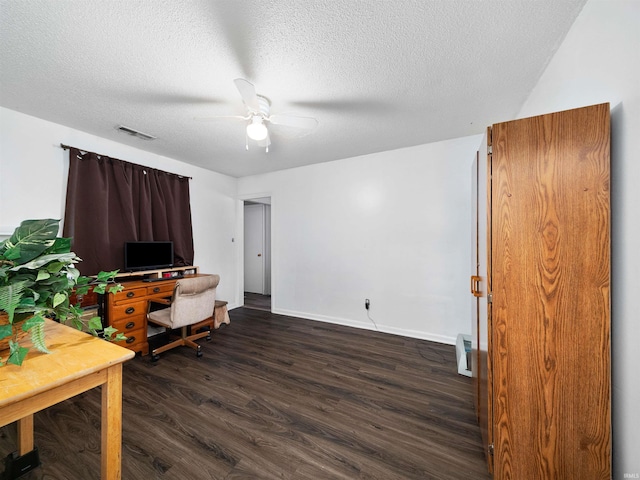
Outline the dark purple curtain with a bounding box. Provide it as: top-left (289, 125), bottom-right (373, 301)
top-left (63, 148), bottom-right (194, 275)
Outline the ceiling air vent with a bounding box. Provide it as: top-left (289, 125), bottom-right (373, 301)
top-left (116, 125), bottom-right (156, 140)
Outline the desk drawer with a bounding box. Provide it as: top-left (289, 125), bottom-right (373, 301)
top-left (112, 287), bottom-right (147, 304)
top-left (147, 283), bottom-right (174, 296)
top-left (111, 300), bottom-right (147, 319)
top-left (115, 327), bottom-right (146, 350)
top-left (112, 314), bottom-right (146, 333)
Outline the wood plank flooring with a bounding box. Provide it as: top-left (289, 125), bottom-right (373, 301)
top-left (244, 293), bottom-right (271, 312)
top-left (0, 308), bottom-right (490, 479)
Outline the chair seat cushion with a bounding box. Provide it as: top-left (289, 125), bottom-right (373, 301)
top-left (148, 308), bottom-right (172, 328)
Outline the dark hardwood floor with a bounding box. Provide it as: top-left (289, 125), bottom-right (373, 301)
top-left (1, 308), bottom-right (490, 479)
top-left (243, 292), bottom-right (271, 312)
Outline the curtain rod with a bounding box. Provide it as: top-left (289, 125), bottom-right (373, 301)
top-left (59, 143), bottom-right (192, 180)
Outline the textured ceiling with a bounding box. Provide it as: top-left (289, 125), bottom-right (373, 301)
top-left (0, 0), bottom-right (586, 177)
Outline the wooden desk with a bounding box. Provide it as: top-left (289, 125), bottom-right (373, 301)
top-left (0, 319), bottom-right (134, 479)
top-left (105, 273), bottom-right (211, 356)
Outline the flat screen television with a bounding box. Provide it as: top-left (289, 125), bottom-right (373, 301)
top-left (124, 241), bottom-right (174, 272)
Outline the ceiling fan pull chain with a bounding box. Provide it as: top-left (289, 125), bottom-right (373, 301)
top-left (245, 132), bottom-right (249, 151)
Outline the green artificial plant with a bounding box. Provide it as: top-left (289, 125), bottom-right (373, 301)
top-left (0, 219), bottom-right (125, 366)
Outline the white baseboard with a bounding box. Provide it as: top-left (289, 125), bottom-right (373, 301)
top-left (271, 307), bottom-right (457, 346)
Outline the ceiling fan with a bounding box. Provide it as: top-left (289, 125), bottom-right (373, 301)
top-left (203, 79), bottom-right (318, 152)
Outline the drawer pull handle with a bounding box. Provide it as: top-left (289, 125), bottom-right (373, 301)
top-left (126, 336), bottom-right (136, 344)
top-left (125, 321), bottom-right (135, 329)
top-left (125, 307), bottom-right (135, 315)
top-left (470, 275), bottom-right (482, 297)
top-left (126, 291), bottom-right (135, 298)
top-left (153, 287), bottom-right (160, 293)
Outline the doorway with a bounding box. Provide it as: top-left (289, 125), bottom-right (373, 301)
top-left (243, 198), bottom-right (271, 311)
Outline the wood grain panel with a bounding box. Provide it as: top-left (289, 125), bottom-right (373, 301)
top-left (111, 287), bottom-right (147, 304)
top-left (111, 314), bottom-right (146, 333)
top-left (110, 300), bottom-right (147, 319)
top-left (476, 127), bottom-right (492, 472)
top-left (490, 103), bottom-right (610, 479)
top-left (102, 364), bottom-right (124, 480)
top-left (146, 283), bottom-right (174, 296)
top-left (113, 327), bottom-right (146, 350)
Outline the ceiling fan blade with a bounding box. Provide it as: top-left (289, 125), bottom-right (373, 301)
top-left (233, 78), bottom-right (261, 113)
top-left (268, 114), bottom-right (318, 131)
top-left (193, 115), bottom-right (248, 122)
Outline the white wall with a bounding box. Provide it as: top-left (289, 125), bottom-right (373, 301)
top-left (517, 0), bottom-right (640, 474)
top-left (0, 107), bottom-right (240, 306)
top-left (238, 135), bottom-right (481, 344)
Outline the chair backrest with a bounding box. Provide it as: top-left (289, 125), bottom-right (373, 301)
top-left (169, 275), bottom-right (220, 329)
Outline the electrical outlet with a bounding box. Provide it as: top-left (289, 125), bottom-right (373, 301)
top-left (365, 298), bottom-right (370, 310)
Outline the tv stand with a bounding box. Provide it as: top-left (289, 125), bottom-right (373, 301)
top-left (115, 266), bottom-right (198, 280)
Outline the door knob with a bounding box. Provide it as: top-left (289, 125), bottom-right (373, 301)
top-left (257, 253), bottom-right (262, 257)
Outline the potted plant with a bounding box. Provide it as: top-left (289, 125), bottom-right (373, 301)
top-left (0, 219), bottom-right (125, 366)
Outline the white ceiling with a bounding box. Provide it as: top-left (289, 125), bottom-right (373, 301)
top-left (0, 0), bottom-right (586, 178)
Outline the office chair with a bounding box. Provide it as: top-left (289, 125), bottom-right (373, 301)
top-left (147, 275), bottom-right (220, 361)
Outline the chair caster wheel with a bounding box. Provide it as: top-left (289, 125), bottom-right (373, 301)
top-left (196, 348), bottom-right (203, 358)
top-left (151, 354), bottom-right (160, 362)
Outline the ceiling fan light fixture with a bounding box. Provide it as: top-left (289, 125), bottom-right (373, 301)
top-left (246, 116), bottom-right (268, 141)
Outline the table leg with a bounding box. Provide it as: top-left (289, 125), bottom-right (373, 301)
top-left (17, 414), bottom-right (34, 455)
top-left (101, 364), bottom-right (123, 480)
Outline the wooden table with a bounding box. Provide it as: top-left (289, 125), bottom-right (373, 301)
top-left (0, 319), bottom-right (135, 479)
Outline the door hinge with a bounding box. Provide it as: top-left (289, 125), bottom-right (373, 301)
top-left (487, 145), bottom-right (493, 155)
top-left (488, 444), bottom-right (494, 456)
top-left (487, 293), bottom-right (493, 304)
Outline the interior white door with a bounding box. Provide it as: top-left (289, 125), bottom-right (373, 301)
top-left (244, 204), bottom-right (265, 294)
top-left (264, 204), bottom-right (271, 296)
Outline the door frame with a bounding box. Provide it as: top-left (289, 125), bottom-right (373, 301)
top-left (237, 192), bottom-right (273, 309)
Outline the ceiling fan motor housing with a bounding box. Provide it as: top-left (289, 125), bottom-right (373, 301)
top-left (255, 95), bottom-right (271, 117)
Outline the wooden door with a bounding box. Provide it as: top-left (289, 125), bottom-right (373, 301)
top-left (477, 128), bottom-right (492, 472)
top-left (490, 104), bottom-right (610, 479)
